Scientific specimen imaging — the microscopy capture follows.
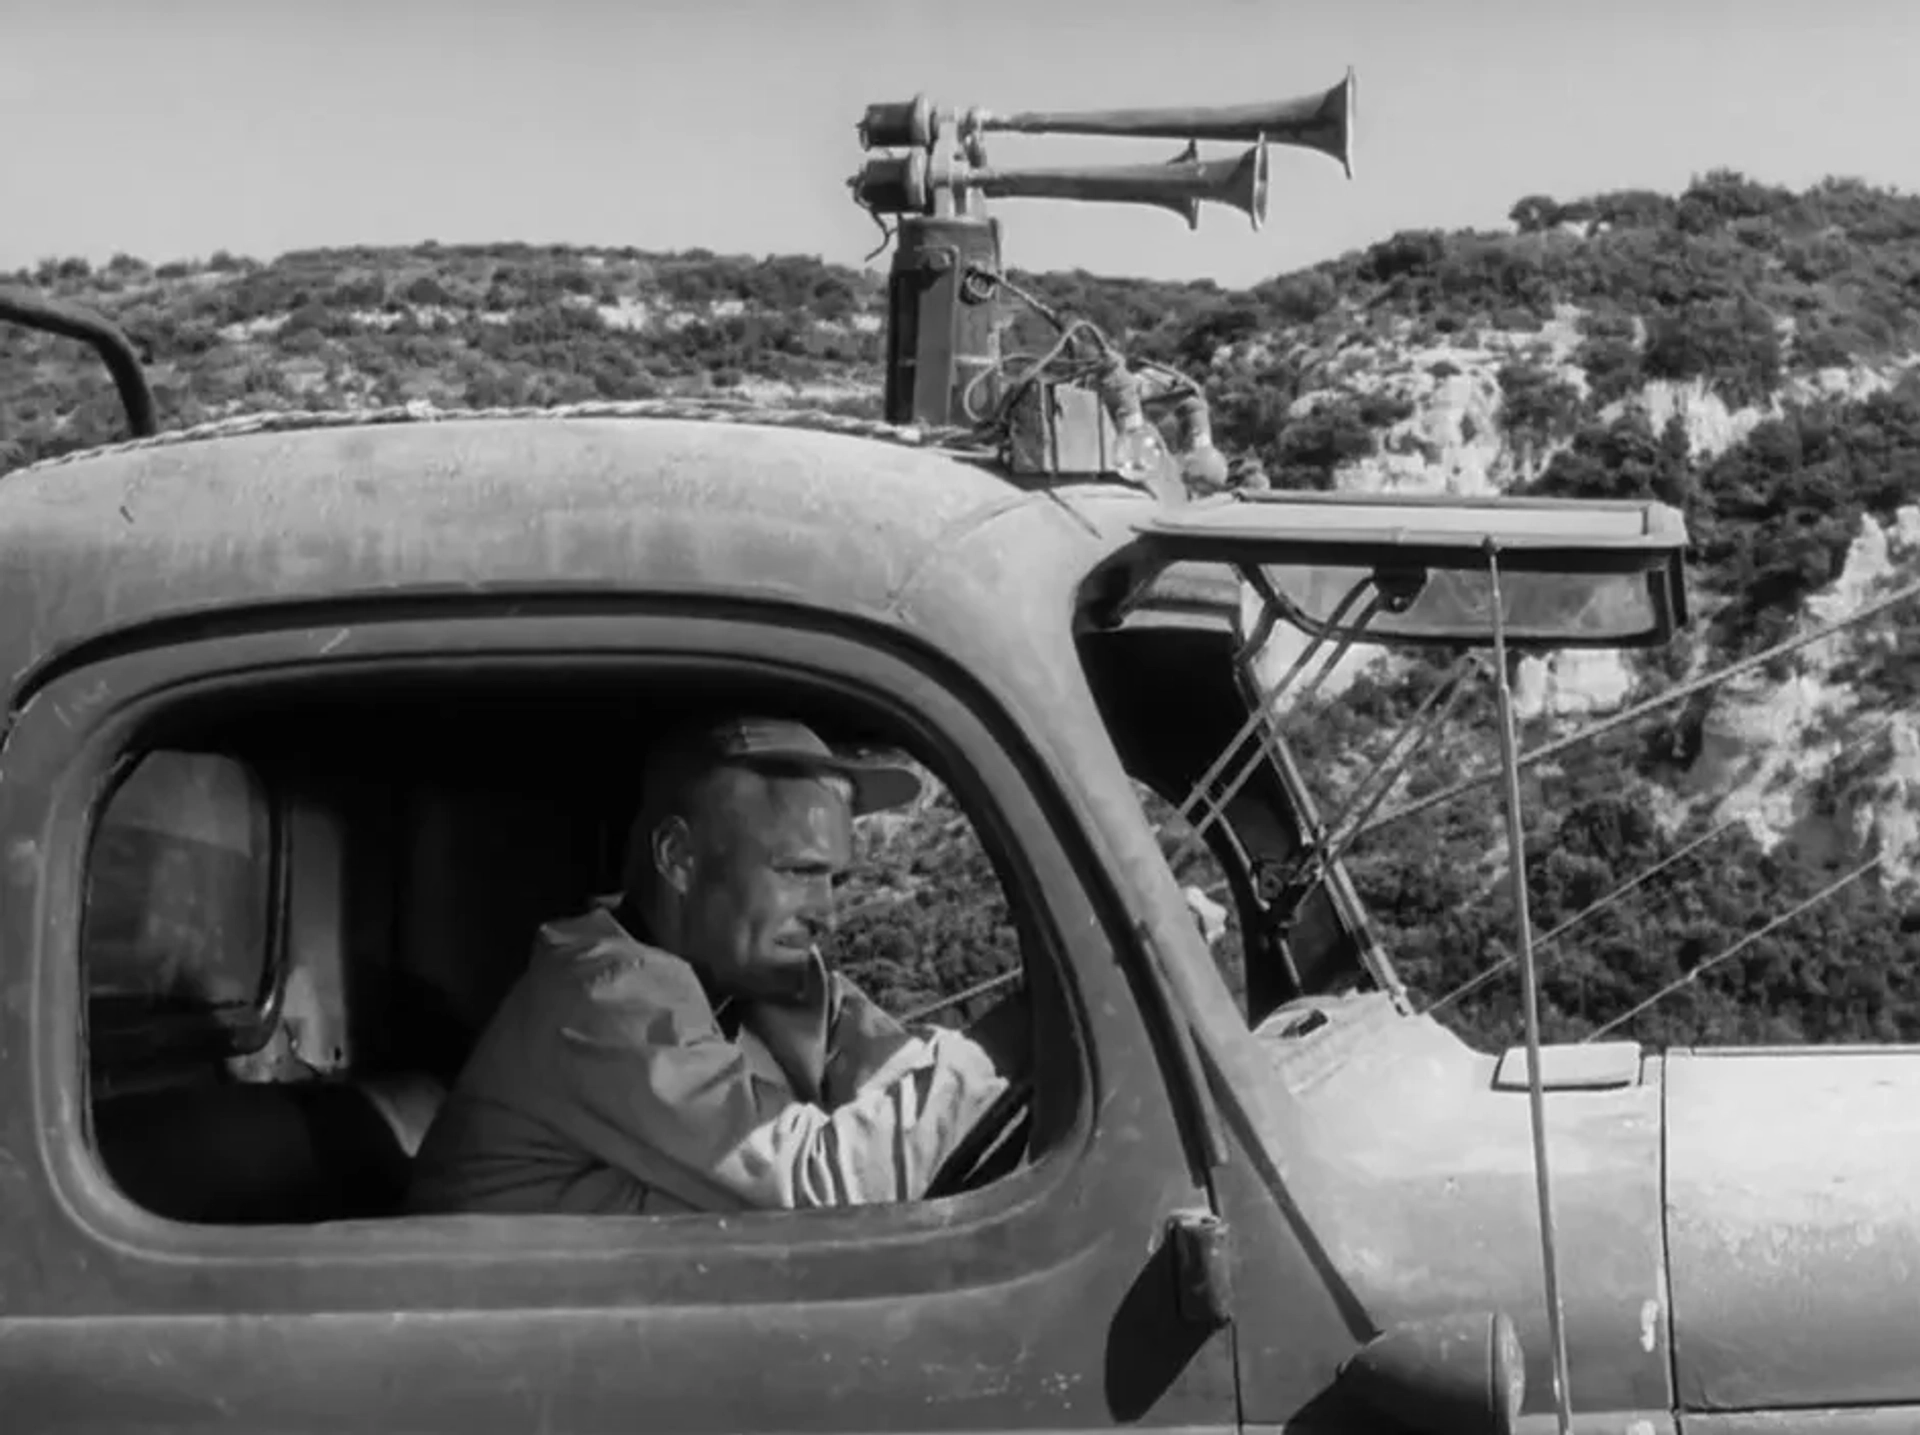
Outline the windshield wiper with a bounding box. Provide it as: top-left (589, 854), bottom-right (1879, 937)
top-left (1260, 648), bottom-right (1480, 924)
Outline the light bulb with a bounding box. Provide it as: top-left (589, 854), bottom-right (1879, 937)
top-left (1114, 415), bottom-right (1170, 483)
top-left (1175, 394), bottom-right (1230, 495)
top-left (1098, 356), bottom-right (1170, 487)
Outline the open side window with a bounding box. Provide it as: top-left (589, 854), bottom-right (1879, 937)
top-left (74, 658), bottom-right (1074, 1230)
top-left (1077, 611), bottom-right (1345, 1025)
top-left (829, 764), bottom-right (1026, 1031)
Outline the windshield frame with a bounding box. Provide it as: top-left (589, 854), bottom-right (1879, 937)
top-left (1135, 490), bottom-right (1690, 651)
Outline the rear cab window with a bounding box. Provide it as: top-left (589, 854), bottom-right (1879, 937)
top-left (83, 750), bottom-right (277, 1074)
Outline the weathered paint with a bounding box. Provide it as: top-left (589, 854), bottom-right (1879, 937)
top-left (0, 416), bottom-right (1135, 692)
top-left (1666, 1048), bottom-right (1920, 1413)
top-left (1682, 1413), bottom-right (1920, 1434)
top-left (1251, 995), bottom-right (1673, 1421)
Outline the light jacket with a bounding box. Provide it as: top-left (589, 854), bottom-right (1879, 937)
top-left (408, 903), bottom-right (1010, 1215)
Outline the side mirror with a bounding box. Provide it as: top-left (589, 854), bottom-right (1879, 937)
top-left (1333, 1310), bottom-right (1527, 1435)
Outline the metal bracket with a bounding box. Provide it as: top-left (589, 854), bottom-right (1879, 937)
top-left (1168, 1208), bottom-right (1234, 1329)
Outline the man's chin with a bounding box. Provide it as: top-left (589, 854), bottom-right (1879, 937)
top-left (698, 943), bottom-right (816, 998)
top-left (754, 949), bottom-right (819, 1001)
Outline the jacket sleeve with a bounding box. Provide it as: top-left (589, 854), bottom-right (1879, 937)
top-left (819, 974), bottom-right (927, 1105)
top-left (553, 969), bottom-right (1009, 1209)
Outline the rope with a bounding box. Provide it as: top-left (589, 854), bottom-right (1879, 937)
top-left (1583, 854), bottom-right (1889, 1042)
top-left (1424, 709), bottom-right (1907, 1016)
top-left (5, 395), bottom-right (996, 478)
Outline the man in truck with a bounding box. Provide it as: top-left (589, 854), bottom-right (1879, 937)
top-left (407, 716), bottom-right (1021, 1216)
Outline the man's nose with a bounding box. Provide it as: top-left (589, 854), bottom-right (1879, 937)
top-left (799, 879), bottom-right (838, 939)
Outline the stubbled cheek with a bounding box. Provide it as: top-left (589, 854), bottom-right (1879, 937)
top-left (796, 801), bottom-right (852, 860)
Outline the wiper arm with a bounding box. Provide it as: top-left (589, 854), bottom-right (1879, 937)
top-left (1172, 575), bottom-right (1379, 857)
top-left (1265, 649), bottom-right (1480, 924)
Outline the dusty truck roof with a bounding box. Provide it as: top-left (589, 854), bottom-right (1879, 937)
top-left (0, 404), bottom-right (1158, 688)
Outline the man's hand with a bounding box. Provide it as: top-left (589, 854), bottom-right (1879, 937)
top-left (1183, 885), bottom-right (1229, 948)
top-left (818, 977), bottom-right (917, 1107)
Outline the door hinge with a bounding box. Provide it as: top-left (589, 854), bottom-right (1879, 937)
top-left (1168, 1208), bottom-right (1233, 1329)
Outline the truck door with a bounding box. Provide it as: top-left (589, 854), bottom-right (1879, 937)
top-left (0, 604), bottom-right (1240, 1435)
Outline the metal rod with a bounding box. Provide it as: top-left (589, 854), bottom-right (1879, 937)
top-left (1268, 650), bottom-right (1479, 914)
top-left (1231, 565), bottom-right (1286, 670)
top-left (1487, 543), bottom-right (1574, 1435)
top-left (0, 285), bottom-right (158, 440)
top-left (1355, 571), bottom-right (1920, 843)
top-left (1176, 577), bottom-right (1375, 838)
top-left (899, 968), bottom-right (1022, 1025)
top-left (1169, 593), bottom-right (1382, 871)
top-left (1317, 652), bottom-right (1479, 858)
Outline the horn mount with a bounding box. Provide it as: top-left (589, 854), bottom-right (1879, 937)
top-left (858, 68), bottom-right (1358, 180)
top-left (847, 67), bottom-right (1357, 458)
top-left (851, 141), bottom-right (1272, 232)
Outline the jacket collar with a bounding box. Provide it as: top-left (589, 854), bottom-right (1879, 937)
top-left (599, 893), bottom-right (742, 1038)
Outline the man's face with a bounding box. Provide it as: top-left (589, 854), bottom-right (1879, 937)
top-left (677, 767), bottom-right (854, 1003)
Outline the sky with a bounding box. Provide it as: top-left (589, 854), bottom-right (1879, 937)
top-left (3, 0), bottom-right (1917, 290)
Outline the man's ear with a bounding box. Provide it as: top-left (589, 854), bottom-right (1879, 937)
top-left (652, 816), bottom-right (695, 896)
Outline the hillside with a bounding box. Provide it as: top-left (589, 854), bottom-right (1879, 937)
top-left (6, 165), bottom-right (1920, 1053)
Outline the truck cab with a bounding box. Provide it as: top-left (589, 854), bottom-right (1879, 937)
top-left (0, 398), bottom-right (1699, 1434)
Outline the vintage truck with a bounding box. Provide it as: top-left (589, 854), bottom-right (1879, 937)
top-left (0, 70), bottom-right (1914, 1435)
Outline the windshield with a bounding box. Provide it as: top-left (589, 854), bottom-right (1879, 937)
top-left (1259, 561), bottom-right (1671, 648)
top-left (1150, 541), bottom-right (1920, 1056)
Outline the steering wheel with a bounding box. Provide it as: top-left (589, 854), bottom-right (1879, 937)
top-left (924, 1072), bottom-right (1035, 1201)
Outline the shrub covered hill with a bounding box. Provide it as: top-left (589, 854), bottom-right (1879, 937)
top-left (7, 167), bottom-right (1920, 1055)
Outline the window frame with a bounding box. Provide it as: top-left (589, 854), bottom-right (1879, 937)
top-left (1078, 592), bottom-right (1408, 1021)
top-left (81, 744), bottom-right (294, 1078)
top-left (10, 597), bottom-right (1210, 1308)
top-left (1126, 772), bottom-right (1258, 1016)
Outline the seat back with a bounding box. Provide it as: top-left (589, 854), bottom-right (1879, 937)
top-left (93, 1074), bottom-right (443, 1225)
top-left (396, 787), bottom-right (606, 1079)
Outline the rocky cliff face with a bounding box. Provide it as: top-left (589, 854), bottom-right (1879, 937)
top-left (1232, 293), bottom-right (1920, 909)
